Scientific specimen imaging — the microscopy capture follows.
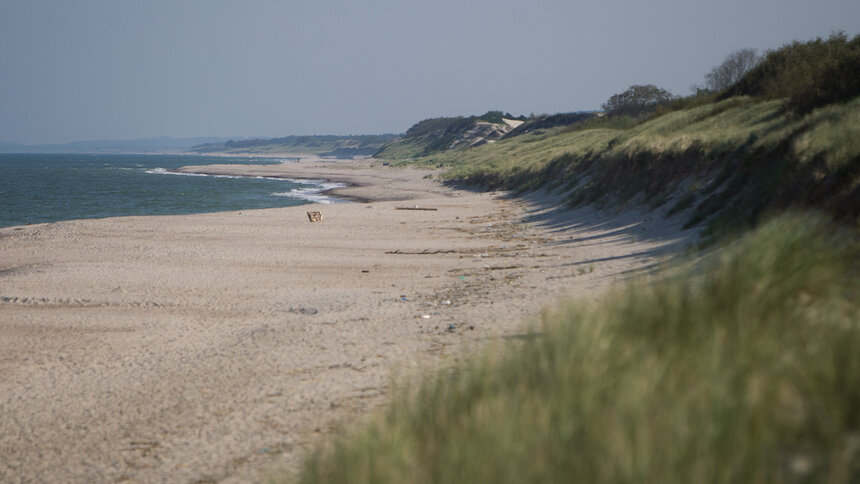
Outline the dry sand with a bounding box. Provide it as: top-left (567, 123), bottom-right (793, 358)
top-left (0, 159), bottom-right (697, 483)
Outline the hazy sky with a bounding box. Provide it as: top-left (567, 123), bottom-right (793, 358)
top-left (1, 0), bottom-right (858, 144)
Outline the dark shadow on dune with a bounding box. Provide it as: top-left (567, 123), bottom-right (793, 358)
top-left (440, 182), bottom-right (701, 271)
top-left (520, 189), bottom-right (701, 266)
top-left (442, 179), bottom-right (491, 194)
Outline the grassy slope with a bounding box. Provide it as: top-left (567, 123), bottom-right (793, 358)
top-left (387, 96), bottom-right (859, 239)
top-left (372, 136), bottom-right (430, 159)
top-left (296, 214), bottom-right (859, 483)
top-left (286, 63), bottom-right (860, 482)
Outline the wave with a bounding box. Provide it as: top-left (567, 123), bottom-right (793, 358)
top-left (146, 168), bottom-right (286, 181)
top-left (271, 182), bottom-right (347, 204)
top-left (146, 167), bottom-right (347, 204)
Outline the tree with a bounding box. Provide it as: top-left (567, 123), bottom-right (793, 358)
top-left (704, 48), bottom-right (762, 92)
top-left (601, 84), bottom-right (676, 118)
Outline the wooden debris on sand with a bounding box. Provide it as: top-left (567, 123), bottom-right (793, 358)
top-left (385, 249), bottom-right (456, 255)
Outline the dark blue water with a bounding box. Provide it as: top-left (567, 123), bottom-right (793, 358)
top-left (0, 153), bottom-right (334, 228)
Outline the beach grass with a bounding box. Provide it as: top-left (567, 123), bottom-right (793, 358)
top-left (292, 212), bottom-right (859, 484)
top-left (290, 35), bottom-right (860, 483)
top-left (384, 95), bottom-right (859, 239)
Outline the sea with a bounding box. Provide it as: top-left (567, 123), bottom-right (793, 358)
top-left (0, 153), bottom-right (344, 229)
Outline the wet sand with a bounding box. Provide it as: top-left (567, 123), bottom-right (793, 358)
top-left (0, 159), bottom-right (697, 482)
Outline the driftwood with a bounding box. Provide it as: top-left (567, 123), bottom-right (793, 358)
top-left (395, 207), bottom-right (438, 211)
top-left (385, 249), bottom-right (457, 255)
top-left (307, 211), bottom-right (322, 222)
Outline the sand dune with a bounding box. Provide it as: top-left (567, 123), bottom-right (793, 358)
top-left (0, 159), bottom-right (696, 482)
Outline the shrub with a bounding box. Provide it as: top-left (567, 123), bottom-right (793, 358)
top-left (703, 48), bottom-right (762, 92)
top-left (601, 84), bottom-right (676, 119)
top-left (726, 32), bottom-right (860, 113)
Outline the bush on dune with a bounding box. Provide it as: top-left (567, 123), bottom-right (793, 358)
top-left (727, 32), bottom-right (860, 114)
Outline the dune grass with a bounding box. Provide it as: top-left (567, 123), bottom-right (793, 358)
top-left (384, 96), bottom-right (859, 239)
top-left (293, 39), bottom-right (860, 481)
top-left (293, 213), bottom-right (859, 484)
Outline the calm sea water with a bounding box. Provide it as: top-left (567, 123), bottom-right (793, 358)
top-left (0, 153), bottom-right (342, 228)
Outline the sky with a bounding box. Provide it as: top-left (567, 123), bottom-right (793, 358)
top-left (1, 0), bottom-right (858, 145)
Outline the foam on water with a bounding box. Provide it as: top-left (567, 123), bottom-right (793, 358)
top-left (147, 168), bottom-right (347, 204)
top-left (271, 182), bottom-right (348, 204)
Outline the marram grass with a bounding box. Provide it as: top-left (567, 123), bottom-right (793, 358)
top-left (384, 96), bottom-right (860, 236)
top-left (292, 213), bottom-right (859, 484)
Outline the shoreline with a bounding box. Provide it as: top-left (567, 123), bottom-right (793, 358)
top-left (173, 158), bottom-right (453, 204)
top-left (0, 154), bottom-right (365, 231)
top-left (0, 161), bottom-right (697, 482)
top-left (160, 168), bottom-right (353, 205)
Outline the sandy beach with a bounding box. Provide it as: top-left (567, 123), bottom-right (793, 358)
top-left (0, 159), bottom-right (697, 483)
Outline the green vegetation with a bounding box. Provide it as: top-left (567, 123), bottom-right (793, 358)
top-left (285, 33), bottom-right (860, 484)
top-left (190, 134), bottom-right (399, 158)
top-left (385, 96), bottom-right (858, 238)
top-left (601, 84), bottom-right (677, 118)
top-left (379, 34), bottom-right (860, 239)
top-left (297, 214), bottom-right (859, 483)
top-left (374, 111), bottom-right (526, 159)
top-left (701, 48), bottom-right (762, 93)
top-left (375, 116), bottom-right (478, 158)
top-left (727, 32), bottom-right (860, 114)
